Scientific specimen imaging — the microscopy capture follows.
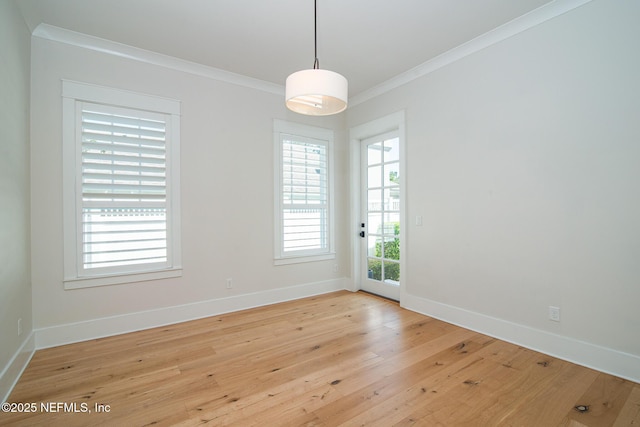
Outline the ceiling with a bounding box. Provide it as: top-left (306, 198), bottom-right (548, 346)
top-left (16, 0), bottom-right (553, 97)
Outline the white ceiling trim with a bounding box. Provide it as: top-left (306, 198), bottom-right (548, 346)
top-left (32, 23), bottom-right (285, 96)
top-left (32, 0), bottom-right (592, 106)
top-left (349, 0), bottom-right (593, 107)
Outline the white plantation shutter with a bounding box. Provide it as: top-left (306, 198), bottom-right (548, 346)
top-left (281, 134), bottom-right (329, 254)
top-left (273, 120), bottom-right (334, 264)
top-left (80, 103), bottom-right (170, 271)
top-left (63, 81), bottom-right (181, 288)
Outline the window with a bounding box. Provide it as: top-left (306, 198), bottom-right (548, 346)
top-left (63, 81), bottom-right (181, 288)
top-left (274, 120), bottom-right (334, 264)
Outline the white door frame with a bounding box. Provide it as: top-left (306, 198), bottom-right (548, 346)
top-left (349, 110), bottom-right (406, 302)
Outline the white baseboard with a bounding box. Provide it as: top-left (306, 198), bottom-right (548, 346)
top-left (35, 278), bottom-right (347, 350)
top-left (1, 332), bottom-right (35, 403)
top-left (402, 292), bottom-right (640, 384)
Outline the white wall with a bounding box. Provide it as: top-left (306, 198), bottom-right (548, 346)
top-left (14, 0), bottom-right (640, 392)
top-left (0, 0), bottom-right (33, 401)
top-left (348, 0), bottom-right (640, 379)
top-left (29, 34), bottom-right (350, 344)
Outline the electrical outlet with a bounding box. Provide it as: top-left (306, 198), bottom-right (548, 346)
top-left (226, 278), bottom-right (233, 289)
top-left (548, 306), bottom-right (561, 322)
top-left (18, 318), bottom-right (22, 336)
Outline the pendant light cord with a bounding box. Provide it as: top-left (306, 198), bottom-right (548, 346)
top-left (313, 0), bottom-right (319, 69)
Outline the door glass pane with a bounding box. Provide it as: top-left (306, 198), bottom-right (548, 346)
top-left (367, 258), bottom-right (382, 280)
top-left (368, 189), bottom-right (382, 212)
top-left (383, 261), bottom-right (400, 283)
top-left (384, 138), bottom-right (399, 162)
top-left (384, 162), bottom-right (400, 187)
top-left (367, 213), bottom-right (381, 235)
top-left (383, 212), bottom-right (400, 235)
top-left (382, 236), bottom-right (400, 260)
top-left (383, 189), bottom-right (399, 211)
top-left (367, 236), bottom-right (379, 257)
top-left (368, 142), bottom-right (382, 165)
top-left (368, 165), bottom-right (382, 189)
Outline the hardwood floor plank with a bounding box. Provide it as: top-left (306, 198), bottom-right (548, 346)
top-left (496, 360), bottom-right (600, 426)
top-left (312, 334), bottom-right (495, 425)
top-left (1, 290), bottom-right (637, 427)
top-left (612, 385), bottom-right (640, 426)
top-left (561, 374), bottom-right (636, 427)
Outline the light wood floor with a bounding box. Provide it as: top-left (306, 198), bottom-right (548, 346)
top-left (2, 291), bottom-right (639, 426)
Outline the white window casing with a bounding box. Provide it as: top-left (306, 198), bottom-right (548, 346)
top-left (274, 120), bottom-right (335, 265)
top-left (62, 80), bottom-right (182, 289)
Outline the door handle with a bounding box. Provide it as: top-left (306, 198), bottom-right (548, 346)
top-left (359, 231), bottom-right (365, 238)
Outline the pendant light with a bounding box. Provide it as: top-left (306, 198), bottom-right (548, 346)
top-left (285, 0), bottom-right (348, 116)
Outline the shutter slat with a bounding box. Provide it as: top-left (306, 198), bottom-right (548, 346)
top-left (82, 152), bottom-right (166, 165)
top-left (83, 163), bottom-right (165, 174)
top-left (82, 122), bottom-right (165, 140)
top-left (82, 172), bottom-right (165, 183)
top-left (83, 183), bottom-right (165, 193)
top-left (83, 193), bottom-right (166, 201)
top-left (83, 238), bottom-right (165, 246)
top-left (84, 231), bottom-right (166, 238)
top-left (82, 111), bottom-right (164, 130)
top-left (83, 141), bottom-right (165, 157)
top-left (82, 132), bottom-right (165, 148)
top-left (84, 245), bottom-right (167, 256)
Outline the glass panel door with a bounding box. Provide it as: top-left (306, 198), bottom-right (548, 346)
top-left (361, 132), bottom-right (400, 301)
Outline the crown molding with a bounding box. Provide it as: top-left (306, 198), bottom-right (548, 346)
top-left (32, 0), bottom-right (593, 106)
top-left (349, 0), bottom-right (594, 107)
top-left (32, 23), bottom-right (285, 96)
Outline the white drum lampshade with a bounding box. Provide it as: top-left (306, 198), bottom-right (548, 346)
top-left (286, 68), bottom-right (348, 116)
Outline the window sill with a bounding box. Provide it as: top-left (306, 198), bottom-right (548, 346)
top-left (274, 253), bottom-right (335, 266)
top-left (64, 267), bottom-right (183, 290)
